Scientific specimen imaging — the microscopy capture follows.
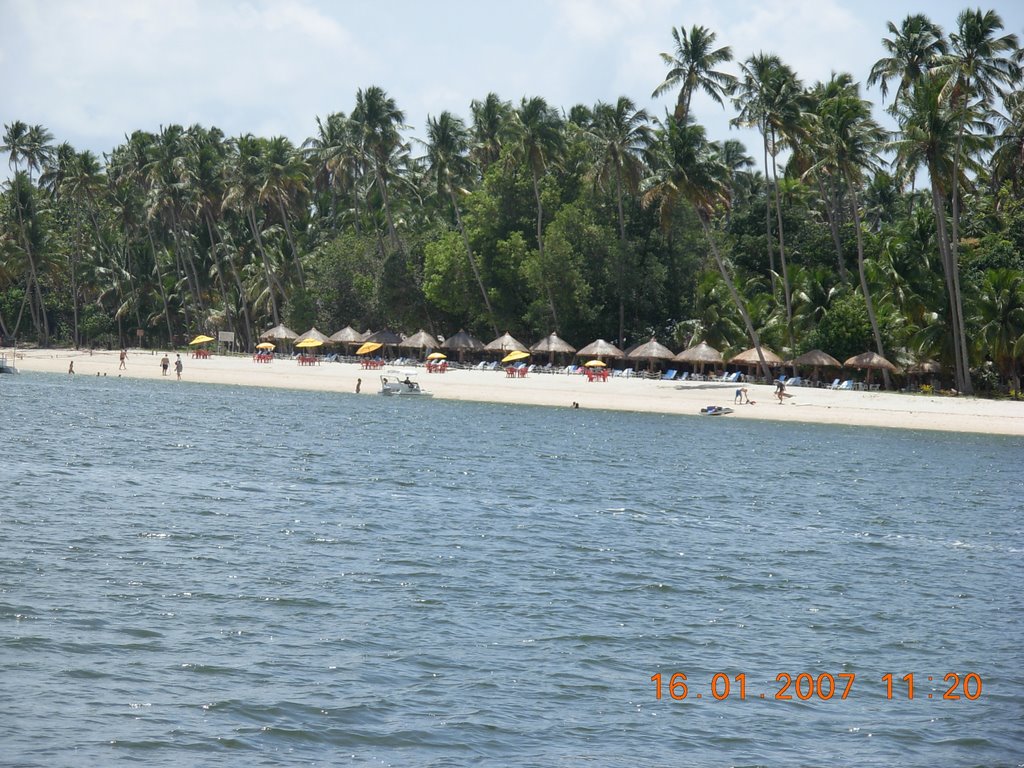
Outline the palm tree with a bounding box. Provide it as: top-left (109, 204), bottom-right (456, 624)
top-left (260, 135), bottom-right (309, 291)
top-left (731, 53), bottom-right (804, 353)
top-left (591, 96), bottom-right (652, 348)
top-left (511, 96), bottom-right (565, 329)
top-left (422, 110), bottom-right (497, 336)
top-left (352, 86), bottom-right (408, 252)
top-left (975, 268), bottom-right (1024, 394)
top-left (991, 90), bottom-right (1024, 193)
top-left (224, 134), bottom-right (282, 326)
top-left (2, 121), bottom-right (30, 173)
top-left (470, 93), bottom-right (513, 173)
top-left (891, 75), bottom-right (985, 394)
top-left (643, 116), bottom-right (772, 380)
top-left (652, 24), bottom-right (736, 122)
top-left (867, 13), bottom-right (948, 107)
top-left (937, 9), bottom-right (1021, 388)
top-left (808, 76), bottom-right (893, 387)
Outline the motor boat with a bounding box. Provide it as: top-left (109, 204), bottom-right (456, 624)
top-left (379, 372), bottom-right (432, 397)
top-left (700, 405), bottom-right (733, 415)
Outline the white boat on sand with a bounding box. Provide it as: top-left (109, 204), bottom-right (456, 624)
top-left (379, 372), bottom-right (432, 397)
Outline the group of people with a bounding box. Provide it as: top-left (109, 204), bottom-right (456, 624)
top-left (159, 353), bottom-right (184, 380)
top-left (732, 381), bottom-right (791, 405)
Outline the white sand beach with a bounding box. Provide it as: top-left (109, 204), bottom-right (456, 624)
top-left (10, 348), bottom-right (1024, 437)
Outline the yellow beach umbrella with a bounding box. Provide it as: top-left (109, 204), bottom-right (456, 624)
top-left (356, 341), bottom-right (383, 355)
top-left (501, 350), bottom-right (530, 364)
top-left (295, 338), bottom-right (323, 349)
top-left (189, 334), bottom-right (215, 345)
top-left (256, 342), bottom-right (275, 350)
top-left (426, 351), bottom-right (447, 360)
top-left (584, 359), bottom-right (607, 367)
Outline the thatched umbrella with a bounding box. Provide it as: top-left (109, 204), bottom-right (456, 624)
top-left (364, 329), bottom-right (403, 345)
top-left (729, 346), bottom-right (782, 378)
top-left (329, 325), bottom-right (364, 354)
top-left (400, 329), bottom-right (442, 356)
top-left (484, 331), bottom-right (529, 355)
top-left (844, 351), bottom-right (899, 387)
top-left (627, 336), bottom-right (675, 373)
top-left (788, 348), bottom-right (841, 384)
top-left (295, 327), bottom-right (333, 345)
top-left (673, 341), bottom-right (723, 377)
top-left (577, 338), bottom-right (625, 360)
top-left (260, 323), bottom-right (298, 342)
top-left (442, 329), bottom-right (485, 362)
top-left (530, 332), bottom-right (577, 365)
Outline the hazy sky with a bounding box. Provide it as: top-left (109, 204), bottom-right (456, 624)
top-left (2, 0), bottom-right (1022, 165)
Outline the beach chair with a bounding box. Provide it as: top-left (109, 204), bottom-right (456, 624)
top-left (837, 379), bottom-right (853, 390)
top-left (726, 371), bottom-right (742, 383)
top-left (677, 371), bottom-right (690, 382)
top-left (661, 369), bottom-right (677, 381)
top-left (828, 378), bottom-right (841, 389)
top-left (787, 376), bottom-right (802, 387)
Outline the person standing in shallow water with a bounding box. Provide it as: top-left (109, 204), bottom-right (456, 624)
top-left (161, 353), bottom-right (169, 376)
top-left (174, 355), bottom-right (183, 381)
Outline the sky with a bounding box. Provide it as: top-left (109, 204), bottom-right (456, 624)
top-left (2, 0), bottom-right (1023, 168)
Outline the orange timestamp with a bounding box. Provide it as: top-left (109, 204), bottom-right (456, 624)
top-left (650, 672), bottom-right (984, 701)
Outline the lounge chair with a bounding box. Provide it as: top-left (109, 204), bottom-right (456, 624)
top-left (787, 376), bottom-right (802, 387)
top-left (828, 378), bottom-right (841, 389)
top-left (837, 379), bottom-right (853, 390)
top-left (677, 371), bottom-right (690, 382)
top-left (661, 369), bottom-right (677, 381)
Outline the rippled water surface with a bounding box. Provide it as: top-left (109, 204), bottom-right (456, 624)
top-left (1, 372), bottom-right (1022, 766)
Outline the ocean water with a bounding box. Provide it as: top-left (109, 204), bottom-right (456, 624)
top-left (1, 371), bottom-right (1021, 767)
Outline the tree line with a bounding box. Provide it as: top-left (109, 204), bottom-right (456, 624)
top-left (3, 8), bottom-right (1023, 394)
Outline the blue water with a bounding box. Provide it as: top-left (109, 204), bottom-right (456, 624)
top-left (1, 371), bottom-right (1022, 767)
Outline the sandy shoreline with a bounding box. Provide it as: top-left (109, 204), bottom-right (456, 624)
top-left (8, 348), bottom-right (1024, 437)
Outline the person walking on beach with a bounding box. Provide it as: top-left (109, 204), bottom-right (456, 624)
top-left (68, 361), bottom-right (74, 374)
top-left (174, 355), bottom-right (183, 381)
top-left (160, 353), bottom-right (169, 376)
top-left (119, 349), bottom-right (127, 370)
top-left (356, 378), bottom-right (361, 394)
top-left (775, 379), bottom-right (787, 404)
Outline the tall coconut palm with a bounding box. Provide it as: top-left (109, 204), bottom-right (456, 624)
top-left (891, 75), bottom-right (986, 394)
top-left (731, 53), bottom-right (804, 352)
top-left (808, 76), bottom-right (893, 387)
top-left (224, 134), bottom-right (282, 326)
top-left (511, 96), bottom-right (565, 329)
top-left (352, 86), bottom-right (407, 252)
top-left (991, 90), bottom-right (1024, 193)
top-left (260, 135), bottom-right (309, 291)
top-left (652, 24), bottom-right (736, 122)
top-left (867, 13), bottom-right (948, 107)
top-left (470, 93), bottom-right (513, 173)
top-left (936, 10), bottom-right (1021, 387)
top-left (643, 116), bottom-right (772, 380)
top-left (422, 110), bottom-right (497, 336)
top-left (591, 96), bottom-right (652, 348)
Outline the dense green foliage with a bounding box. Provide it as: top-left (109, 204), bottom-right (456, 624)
top-left (3, 9), bottom-right (1024, 394)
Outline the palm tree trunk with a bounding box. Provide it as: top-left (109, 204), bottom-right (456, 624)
top-left (147, 225), bottom-right (176, 345)
top-left (770, 138), bottom-right (794, 353)
top-left (615, 169), bottom-right (628, 350)
top-left (928, 178), bottom-right (970, 393)
top-left (761, 130), bottom-right (776, 290)
top-left (277, 199), bottom-right (306, 292)
top-left (248, 207), bottom-right (281, 326)
top-left (850, 182), bottom-right (891, 389)
top-left (449, 188), bottom-right (498, 337)
top-left (818, 176), bottom-right (849, 283)
top-left (698, 214), bottom-right (772, 381)
top-left (532, 171), bottom-right (559, 330)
